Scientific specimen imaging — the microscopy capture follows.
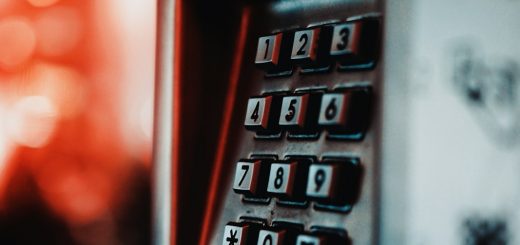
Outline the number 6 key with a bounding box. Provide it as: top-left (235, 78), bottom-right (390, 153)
top-left (318, 88), bottom-right (372, 139)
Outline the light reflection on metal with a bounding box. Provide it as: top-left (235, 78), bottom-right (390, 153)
top-left (152, 0), bottom-right (175, 244)
top-left (272, 0), bottom-right (365, 13)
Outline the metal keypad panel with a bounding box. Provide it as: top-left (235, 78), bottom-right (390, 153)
top-left (211, 2), bottom-right (382, 244)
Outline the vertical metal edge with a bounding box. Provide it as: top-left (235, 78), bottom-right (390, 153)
top-left (152, 0), bottom-right (175, 244)
top-left (379, 1), bottom-right (413, 245)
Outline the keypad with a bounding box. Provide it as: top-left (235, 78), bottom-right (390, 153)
top-left (223, 14), bottom-right (379, 245)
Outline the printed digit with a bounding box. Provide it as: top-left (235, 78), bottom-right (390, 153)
top-left (296, 33), bottom-right (309, 55)
top-left (314, 169), bottom-right (326, 192)
top-left (238, 164), bottom-right (250, 186)
top-left (325, 98), bottom-right (337, 120)
top-left (262, 234), bottom-right (273, 245)
top-left (285, 99), bottom-right (297, 121)
top-left (264, 38), bottom-right (270, 59)
top-left (251, 101), bottom-right (260, 122)
top-left (274, 167), bottom-right (284, 189)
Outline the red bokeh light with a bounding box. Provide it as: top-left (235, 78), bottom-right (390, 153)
top-left (0, 1), bottom-right (155, 244)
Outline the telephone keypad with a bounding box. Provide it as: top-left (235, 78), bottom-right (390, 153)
top-left (219, 13), bottom-right (380, 245)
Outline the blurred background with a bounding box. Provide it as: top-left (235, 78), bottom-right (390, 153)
top-left (0, 0), bottom-right (155, 244)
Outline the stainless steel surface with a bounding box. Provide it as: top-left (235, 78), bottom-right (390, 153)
top-left (152, 0), bottom-right (175, 244)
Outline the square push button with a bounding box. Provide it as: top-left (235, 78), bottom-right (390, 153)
top-left (233, 160), bottom-right (262, 196)
top-left (279, 94), bottom-right (309, 128)
top-left (306, 164), bottom-right (340, 200)
top-left (244, 95), bottom-right (281, 134)
top-left (222, 224), bottom-right (248, 245)
top-left (257, 229), bottom-right (286, 245)
top-left (291, 28), bottom-right (320, 63)
top-left (267, 162), bottom-right (297, 196)
top-left (290, 27), bottom-right (332, 72)
top-left (318, 88), bottom-right (371, 139)
top-left (255, 34), bottom-right (282, 70)
top-left (329, 18), bottom-right (379, 69)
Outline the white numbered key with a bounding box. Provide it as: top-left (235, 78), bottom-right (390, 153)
top-left (233, 160), bottom-right (262, 195)
top-left (244, 96), bottom-right (273, 130)
top-left (318, 93), bottom-right (349, 126)
top-left (257, 229), bottom-right (285, 245)
top-left (279, 94), bottom-right (309, 128)
top-left (306, 164), bottom-right (339, 199)
top-left (291, 28), bottom-right (320, 62)
top-left (255, 34), bottom-right (283, 69)
top-left (330, 22), bottom-right (362, 57)
top-left (267, 162), bottom-right (297, 196)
